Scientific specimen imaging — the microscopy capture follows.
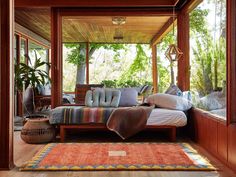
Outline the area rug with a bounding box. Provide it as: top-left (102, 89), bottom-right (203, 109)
top-left (20, 143), bottom-right (215, 171)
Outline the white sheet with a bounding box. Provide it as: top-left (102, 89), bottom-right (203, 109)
top-left (147, 108), bottom-right (187, 127)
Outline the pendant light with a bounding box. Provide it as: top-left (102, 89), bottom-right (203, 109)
top-left (165, 6), bottom-right (183, 62)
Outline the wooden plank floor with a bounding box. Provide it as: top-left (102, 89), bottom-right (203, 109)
top-left (0, 131), bottom-right (235, 177)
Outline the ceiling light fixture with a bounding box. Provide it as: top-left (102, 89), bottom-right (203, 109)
top-left (112, 16), bottom-right (126, 43)
top-left (113, 28), bottom-right (123, 42)
top-left (112, 16), bottom-right (126, 25)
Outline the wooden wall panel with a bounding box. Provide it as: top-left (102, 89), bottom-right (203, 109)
top-left (217, 122), bottom-right (228, 164)
top-left (228, 124), bottom-right (236, 170)
top-left (190, 108), bottom-right (236, 173)
top-left (0, 0), bottom-right (14, 169)
top-left (207, 118), bottom-right (217, 155)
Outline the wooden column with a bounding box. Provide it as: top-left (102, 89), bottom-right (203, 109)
top-left (177, 11), bottom-right (190, 91)
top-left (51, 8), bottom-right (62, 108)
top-left (151, 44), bottom-right (158, 93)
top-left (227, 0), bottom-right (236, 124)
top-left (86, 42), bottom-right (89, 84)
top-left (0, 0), bottom-right (14, 169)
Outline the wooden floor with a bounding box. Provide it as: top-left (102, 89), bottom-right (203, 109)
top-left (0, 131), bottom-right (235, 177)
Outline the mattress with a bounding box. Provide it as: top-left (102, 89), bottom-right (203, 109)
top-left (50, 106), bottom-right (187, 127)
top-left (147, 108), bottom-right (187, 127)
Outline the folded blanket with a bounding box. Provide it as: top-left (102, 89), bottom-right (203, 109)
top-left (49, 106), bottom-right (114, 124)
top-left (106, 106), bottom-right (153, 139)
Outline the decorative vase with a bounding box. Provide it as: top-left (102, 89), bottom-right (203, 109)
top-left (21, 118), bottom-right (55, 144)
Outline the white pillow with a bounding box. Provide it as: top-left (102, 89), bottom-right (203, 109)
top-left (146, 93), bottom-right (192, 111)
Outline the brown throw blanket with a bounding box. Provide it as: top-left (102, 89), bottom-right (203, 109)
top-left (106, 106), bottom-right (153, 139)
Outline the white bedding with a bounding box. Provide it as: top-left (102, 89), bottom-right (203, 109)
top-left (147, 108), bottom-right (187, 127)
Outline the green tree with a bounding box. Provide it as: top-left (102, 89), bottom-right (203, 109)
top-left (119, 44), bottom-right (152, 85)
top-left (190, 1), bottom-right (226, 96)
top-left (64, 43), bottom-right (127, 85)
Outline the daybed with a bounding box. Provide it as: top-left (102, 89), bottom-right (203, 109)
top-left (49, 89), bottom-right (191, 142)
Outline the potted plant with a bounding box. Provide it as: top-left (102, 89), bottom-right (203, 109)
top-left (15, 50), bottom-right (51, 116)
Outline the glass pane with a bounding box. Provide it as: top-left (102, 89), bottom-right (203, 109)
top-left (89, 44), bottom-right (152, 88)
top-left (28, 40), bottom-right (49, 73)
top-left (14, 35), bottom-right (17, 64)
top-left (62, 43), bottom-right (86, 104)
top-left (20, 38), bottom-right (27, 63)
top-left (156, 28), bottom-right (177, 93)
top-left (190, 0), bottom-right (226, 119)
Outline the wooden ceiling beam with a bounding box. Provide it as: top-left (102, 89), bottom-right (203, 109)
top-left (150, 0), bottom-right (202, 46)
top-left (15, 0), bottom-right (179, 8)
top-left (181, 0), bottom-right (203, 13)
top-left (150, 17), bottom-right (176, 46)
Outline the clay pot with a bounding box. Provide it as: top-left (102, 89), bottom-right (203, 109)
top-left (21, 118), bottom-right (55, 144)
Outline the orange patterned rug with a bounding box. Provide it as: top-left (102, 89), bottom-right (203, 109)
top-left (20, 143), bottom-right (215, 171)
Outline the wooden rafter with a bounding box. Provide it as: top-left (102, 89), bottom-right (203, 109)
top-left (150, 17), bottom-right (176, 46)
top-left (15, 0), bottom-right (180, 8)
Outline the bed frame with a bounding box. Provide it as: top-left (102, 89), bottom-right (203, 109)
top-left (59, 124), bottom-right (176, 142)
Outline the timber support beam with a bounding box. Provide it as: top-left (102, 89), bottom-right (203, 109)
top-left (177, 10), bottom-right (190, 91)
top-left (152, 44), bottom-right (158, 93)
top-left (0, 0), bottom-right (14, 170)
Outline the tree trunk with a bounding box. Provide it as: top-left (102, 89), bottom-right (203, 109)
top-left (75, 45), bottom-right (96, 85)
top-left (76, 64), bottom-right (86, 84)
top-left (170, 61), bottom-right (175, 85)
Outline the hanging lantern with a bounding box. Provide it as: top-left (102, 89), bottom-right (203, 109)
top-left (165, 44), bottom-right (183, 61)
top-left (165, 6), bottom-right (183, 62)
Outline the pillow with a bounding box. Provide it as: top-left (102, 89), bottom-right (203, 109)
top-left (197, 91), bottom-right (226, 111)
top-left (118, 88), bottom-right (138, 107)
top-left (183, 91), bottom-right (192, 101)
top-left (139, 85), bottom-right (149, 94)
top-left (85, 88), bottom-right (121, 107)
top-left (146, 93), bottom-right (192, 111)
top-left (165, 84), bottom-right (183, 96)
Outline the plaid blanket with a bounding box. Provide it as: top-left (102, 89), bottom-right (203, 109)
top-left (50, 106), bottom-right (114, 124)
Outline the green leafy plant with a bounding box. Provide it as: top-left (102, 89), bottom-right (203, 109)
top-left (15, 51), bottom-right (51, 92)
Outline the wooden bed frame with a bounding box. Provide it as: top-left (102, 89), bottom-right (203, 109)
top-left (59, 124), bottom-right (176, 142)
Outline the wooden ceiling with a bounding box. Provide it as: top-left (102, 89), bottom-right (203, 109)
top-left (15, 8), bottom-right (174, 44)
top-left (14, 0), bottom-right (191, 44)
top-left (15, 8), bottom-right (51, 41)
top-left (62, 16), bottom-right (170, 43)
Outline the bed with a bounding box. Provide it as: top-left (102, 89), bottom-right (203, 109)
top-left (49, 106), bottom-right (187, 142)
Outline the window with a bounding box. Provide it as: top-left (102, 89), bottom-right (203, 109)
top-left (20, 37), bottom-right (27, 63)
top-left (190, 0), bottom-right (226, 119)
top-left (28, 40), bottom-right (49, 73)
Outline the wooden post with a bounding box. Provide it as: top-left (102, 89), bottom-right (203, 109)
top-left (227, 0), bottom-right (236, 124)
top-left (51, 8), bottom-right (62, 108)
top-left (151, 44), bottom-right (158, 93)
top-left (177, 11), bottom-right (190, 91)
top-left (0, 0), bottom-right (14, 169)
top-left (86, 42), bottom-right (89, 84)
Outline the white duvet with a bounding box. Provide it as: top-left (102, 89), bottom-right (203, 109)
top-left (147, 108), bottom-right (187, 127)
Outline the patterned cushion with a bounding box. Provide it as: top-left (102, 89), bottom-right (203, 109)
top-left (85, 88), bottom-right (121, 107)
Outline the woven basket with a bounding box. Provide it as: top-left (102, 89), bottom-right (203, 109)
top-left (21, 118), bottom-right (55, 144)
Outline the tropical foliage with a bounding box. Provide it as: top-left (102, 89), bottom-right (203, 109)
top-left (190, 0), bottom-right (226, 96)
top-left (15, 51), bottom-right (51, 92)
